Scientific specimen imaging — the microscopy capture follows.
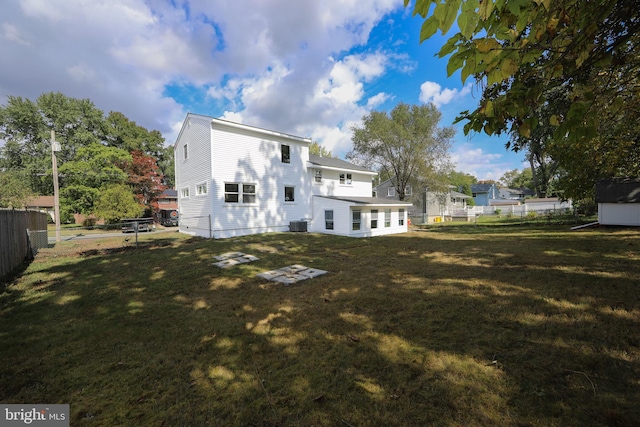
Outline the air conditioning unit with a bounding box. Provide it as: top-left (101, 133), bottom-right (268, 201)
top-left (289, 221), bottom-right (308, 232)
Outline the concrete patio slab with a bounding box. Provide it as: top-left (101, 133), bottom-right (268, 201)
top-left (257, 265), bottom-right (329, 284)
top-left (271, 274), bottom-right (308, 285)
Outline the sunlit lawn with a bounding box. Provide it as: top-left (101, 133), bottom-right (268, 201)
top-left (1, 225), bottom-right (639, 426)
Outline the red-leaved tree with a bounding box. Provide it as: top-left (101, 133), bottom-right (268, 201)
top-left (127, 150), bottom-right (167, 216)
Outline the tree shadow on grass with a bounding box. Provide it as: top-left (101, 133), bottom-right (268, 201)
top-left (1, 228), bottom-right (638, 426)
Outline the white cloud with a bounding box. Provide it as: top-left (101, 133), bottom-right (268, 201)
top-left (451, 143), bottom-right (516, 181)
top-left (2, 23), bottom-right (30, 46)
top-left (419, 81), bottom-right (472, 108)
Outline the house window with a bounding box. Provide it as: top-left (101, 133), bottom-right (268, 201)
top-left (385, 209), bottom-right (391, 227)
top-left (224, 183), bottom-right (239, 203)
top-left (284, 186), bottom-right (295, 202)
top-left (371, 209), bottom-right (378, 229)
top-left (325, 210), bottom-right (334, 230)
top-left (314, 169), bottom-right (322, 183)
top-left (399, 209), bottom-right (405, 226)
top-left (281, 144), bottom-right (290, 163)
top-left (196, 183), bottom-right (208, 196)
top-left (339, 173), bottom-right (352, 185)
top-left (242, 184), bottom-right (256, 203)
top-left (352, 210), bottom-right (361, 231)
top-left (180, 187), bottom-right (190, 198)
top-left (405, 186), bottom-right (412, 196)
top-left (472, 193), bottom-right (477, 197)
top-left (183, 144), bottom-right (188, 160)
top-left (387, 187), bottom-right (396, 197)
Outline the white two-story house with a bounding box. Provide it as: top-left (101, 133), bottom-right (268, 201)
top-left (174, 114), bottom-right (411, 239)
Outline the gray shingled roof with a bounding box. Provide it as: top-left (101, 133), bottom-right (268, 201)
top-left (308, 153), bottom-right (374, 173)
top-left (470, 183), bottom-right (496, 193)
top-left (596, 178), bottom-right (640, 203)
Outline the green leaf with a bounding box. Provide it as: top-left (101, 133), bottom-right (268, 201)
top-left (479, 0), bottom-right (495, 20)
top-left (447, 51), bottom-right (466, 77)
top-left (438, 35), bottom-right (460, 57)
top-left (458, 10), bottom-right (480, 39)
top-left (461, 53), bottom-right (476, 83)
top-left (441, 0), bottom-right (462, 33)
top-left (420, 17), bottom-right (440, 42)
top-left (549, 115), bottom-right (560, 126)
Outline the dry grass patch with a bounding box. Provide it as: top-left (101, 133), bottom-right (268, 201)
top-left (1, 225), bottom-right (639, 426)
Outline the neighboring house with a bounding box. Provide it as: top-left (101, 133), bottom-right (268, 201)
top-left (375, 178), bottom-right (474, 223)
top-left (596, 178), bottom-right (640, 226)
top-left (374, 178), bottom-right (419, 217)
top-left (470, 183), bottom-right (500, 206)
top-left (25, 196), bottom-right (54, 222)
top-left (174, 114), bottom-right (411, 238)
top-left (425, 188), bottom-right (473, 223)
top-left (498, 187), bottom-right (535, 200)
top-left (155, 189), bottom-right (179, 226)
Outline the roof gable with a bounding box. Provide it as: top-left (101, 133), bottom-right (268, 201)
top-left (308, 154), bottom-right (374, 174)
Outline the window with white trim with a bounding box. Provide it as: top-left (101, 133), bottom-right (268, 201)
top-left (384, 209), bottom-right (391, 227)
top-left (224, 183), bottom-right (257, 204)
top-left (387, 187), bottom-right (396, 197)
top-left (314, 169), bottom-right (322, 183)
top-left (180, 187), bottom-right (190, 198)
top-left (405, 186), bottom-right (412, 196)
top-left (325, 210), bottom-right (334, 230)
top-left (284, 186), bottom-right (295, 202)
top-left (196, 183), bottom-right (208, 195)
top-left (399, 209), bottom-right (405, 226)
top-left (281, 144), bottom-right (290, 163)
top-left (352, 210), bottom-right (361, 231)
top-left (242, 184), bottom-right (256, 203)
top-left (339, 173), bottom-right (352, 185)
top-left (371, 209), bottom-right (378, 229)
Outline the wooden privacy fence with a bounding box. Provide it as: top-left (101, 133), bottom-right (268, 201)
top-left (0, 209), bottom-right (48, 280)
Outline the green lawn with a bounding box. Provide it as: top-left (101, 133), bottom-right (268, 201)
top-left (1, 225), bottom-right (639, 426)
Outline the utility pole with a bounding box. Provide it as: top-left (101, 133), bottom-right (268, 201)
top-left (51, 130), bottom-right (61, 242)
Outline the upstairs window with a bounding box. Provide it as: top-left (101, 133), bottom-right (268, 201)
top-left (339, 173), bottom-right (352, 185)
top-left (183, 143), bottom-right (188, 160)
top-left (314, 169), bottom-right (322, 183)
top-left (180, 187), bottom-right (190, 198)
top-left (405, 186), bottom-right (412, 196)
top-left (281, 144), bottom-right (290, 163)
top-left (387, 187), bottom-right (396, 197)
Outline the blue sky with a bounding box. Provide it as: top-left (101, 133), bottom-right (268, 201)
top-left (0, 0), bottom-right (527, 180)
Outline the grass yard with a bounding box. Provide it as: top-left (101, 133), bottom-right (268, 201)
top-left (1, 225), bottom-right (639, 426)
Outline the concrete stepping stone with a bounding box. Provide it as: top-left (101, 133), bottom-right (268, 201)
top-left (213, 258), bottom-right (241, 268)
top-left (236, 254), bottom-right (260, 263)
top-left (256, 270), bottom-right (285, 280)
top-left (277, 264), bottom-right (308, 274)
top-left (214, 252), bottom-right (245, 261)
top-left (271, 274), bottom-right (308, 285)
top-left (298, 268), bottom-right (328, 279)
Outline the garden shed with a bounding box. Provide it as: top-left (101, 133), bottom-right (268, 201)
top-left (596, 178), bottom-right (640, 226)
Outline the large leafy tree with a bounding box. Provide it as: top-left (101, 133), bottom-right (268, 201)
top-left (348, 103), bottom-right (454, 201)
top-left (0, 170), bottom-right (35, 208)
top-left (0, 92), bottom-right (172, 216)
top-left (58, 143), bottom-right (132, 215)
top-left (94, 184), bottom-right (143, 224)
top-left (500, 168), bottom-right (533, 189)
top-left (405, 0), bottom-right (640, 199)
top-left (126, 150), bottom-right (167, 215)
